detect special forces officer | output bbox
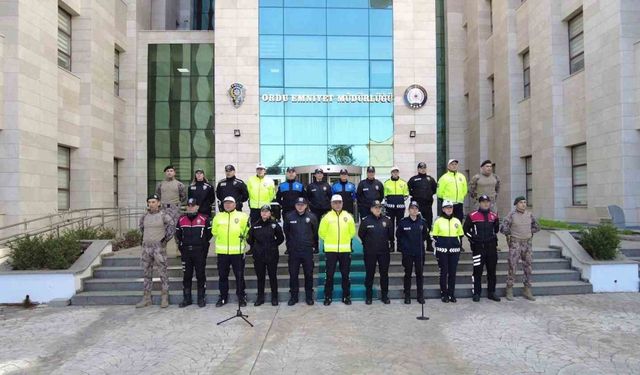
[215,164,249,213]
[175,198,212,308]
[283,197,318,306]
[211,196,250,307]
[155,165,187,224]
[319,194,356,306]
[305,168,332,220]
[136,194,175,308]
[358,200,394,304]
[356,166,384,221]
[247,163,276,225]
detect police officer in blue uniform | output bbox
[331,169,357,216]
[276,167,305,219]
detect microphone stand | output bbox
[217,233,253,327]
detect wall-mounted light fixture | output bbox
[234,129,241,137]
[409,131,416,138]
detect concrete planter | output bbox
[0,240,112,304]
[550,231,639,292]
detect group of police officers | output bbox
[136,158,540,308]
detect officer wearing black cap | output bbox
[276,167,305,219]
[175,198,212,307]
[247,204,285,306]
[396,200,430,304]
[358,200,394,304]
[408,162,438,225]
[305,168,332,220]
[283,197,318,306]
[330,169,357,216]
[215,164,249,213]
[463,194,501,302]
[188,169,215,217]
[356,166,384,222]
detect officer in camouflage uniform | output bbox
[500,196,541,301]
[155,165,187,225]
[136,194,176,308]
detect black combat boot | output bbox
[179,288,192,308]
[197,288,206,307]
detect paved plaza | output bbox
[1,293,639,374]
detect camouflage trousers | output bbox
[163,204,181,226]
[506,238,533,288]
[141,242,169,293]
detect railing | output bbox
[0,207,147,246]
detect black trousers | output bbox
[324,252,351,299]
[181,245,207,291]
[254,256,279,298]
[436,250,460,297]
[358,205,371,222]
[471,242,498,296]
[364,251,390,298]
[402,253,424,298]
[249,209,261,225]
[452,203,464,222]
[415,199,433,225]
[311,208,329,221]
[386,208,405,239]
[288,250,314,297]
[217,254,245,299]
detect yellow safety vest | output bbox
[383,178,409,197]
[211,210,249,254]
[247,175,276,209]
[436,171,468,203]
[430,216,464,237]
[318,210,356,253]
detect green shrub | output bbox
[538,218,584,230]
[112,229,143,251]
[579,224,620,260]
[63,226,117,241]
[9,234,83,270]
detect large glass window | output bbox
[192,0,214,30]
[259,1,393,171]
[148,44,214,194]
[58,8,72,70]
[58,146,71,210]
[571,143,587,206]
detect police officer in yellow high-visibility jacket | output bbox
[318,194,356,306]
[211,196,249,307]
[383,166,409,247]
[247,163,276,225]
[436,159,468,222]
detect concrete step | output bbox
[92,258,573,279]
[70,280,593,305]
[82,269,581,292]
[100,248,562,267]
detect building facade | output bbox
[0,0,638,230]
[446,0,640,226]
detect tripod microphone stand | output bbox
[217,234,253,327]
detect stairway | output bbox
[72,244,593,305]
[316,239,367,301]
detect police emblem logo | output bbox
[343,217,348,222]
[323,187,327,191]
[271,223,276,229]
[233,181,237,185]
[203,185,208,189]
[375,186,379,190]
[305,217,310,223]
[454,223,459,228]
[382,221,387,227]
[234,218,239,224]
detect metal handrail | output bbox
[0,207,147,246]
